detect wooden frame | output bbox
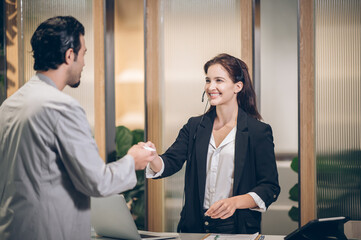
[240,0,253,77]
[145,0,165,232]
[5,0,18,97]
[93,0,106,161]
[298,0,316,227]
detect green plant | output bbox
[288,156,299,222]
[114,126,145,230]
[316,150,361,219]
[288,151,361,222]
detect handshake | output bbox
[127,141,161,171]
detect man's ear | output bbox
[64,48,74,65]
[235,81,243,93]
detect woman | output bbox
[145,53,280,234]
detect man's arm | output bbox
[53,103,154,197]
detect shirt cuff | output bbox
[145,157,165,178]
[248,192,267,212]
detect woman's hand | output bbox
[205,194,257,219]
[137,141,162,173]
[205,197,238,219]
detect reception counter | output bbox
[91,228,285,240]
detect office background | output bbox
[1,0,360,239]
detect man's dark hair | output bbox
[30,16,85,71]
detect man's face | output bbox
[67,35,86,88]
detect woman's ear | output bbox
[64,48,74,65]
[235,81,243,94]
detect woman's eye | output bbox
[205,79,210,83]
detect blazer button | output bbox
[204,221,209,226]
[273,194,277,198]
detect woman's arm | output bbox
[205,194,257,219]
[146,117,198,178]
[250,123,280,207]
[149,156,163,173]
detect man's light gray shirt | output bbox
[0,74,137,240]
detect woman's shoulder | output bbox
[246,115,273,134]
[186,114,204,126]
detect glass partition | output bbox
[158,0,242,232]
[260,0,298,234]
[19,0,94,130]
[315,0,361,220]
[114,0,144,130]
[113,0,146,230]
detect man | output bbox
[0,16,154,240]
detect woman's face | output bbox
[205,64,243,107]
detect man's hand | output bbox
[127,142,157,170]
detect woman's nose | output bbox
[208,81,216,90]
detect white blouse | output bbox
[203,127,237,208]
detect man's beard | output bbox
[69,80,81,88]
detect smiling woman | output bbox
[146,53,280,234]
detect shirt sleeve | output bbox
[53,102,137,197]
[248,192,267,212]
[146,157,165,178]
[250,123,280,208]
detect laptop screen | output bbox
[91,194,141,240]
[91,194,178,240]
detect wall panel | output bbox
[315,0,361,220]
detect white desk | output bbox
[91,228,285,240]
[178,233,285,240]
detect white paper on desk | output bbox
[203,232,259,240]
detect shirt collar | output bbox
[210,126,237,149]
[36,73,58,89]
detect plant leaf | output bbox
[115,126,133,158]
[135,170,145,186]
[132,129,144,145]
[288,206,299,222]
[289,183,299,201]
[290,156,299,173]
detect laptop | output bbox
[91,194,179,240]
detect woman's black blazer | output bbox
[157,107,280,234]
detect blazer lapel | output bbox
[195,110,215,209]
[233,108,249,196]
